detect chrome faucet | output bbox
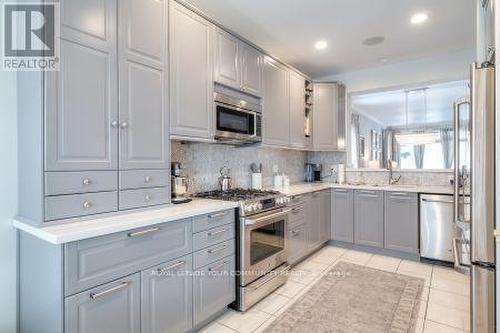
[387,159,402,185]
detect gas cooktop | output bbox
[194,188,290,215]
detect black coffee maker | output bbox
[304,163,322,182]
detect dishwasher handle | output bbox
[421,198,455,204]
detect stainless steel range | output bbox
[194,189,291,311]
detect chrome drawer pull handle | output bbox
[208,228,227,237]
[291,207,300,213]
[144,176,152,183]
[110,120,119,128]
[82,178,91,186]
[128,226,160,237]
[208,261,227,272]
[90,282,129,300]
[292,195,302,200]
[208,245,227,254]
[208,212,227,219]
[290,230,299,236]
[145,195,152,202]
[155,261,185,274]
[120,121,129,129]
[82,201,92,209]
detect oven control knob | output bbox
[256,203,263,210]
[245,205,253,212]
[252,203,260,211]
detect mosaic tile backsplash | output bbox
[171,141,451,193]
[171,141,309,193]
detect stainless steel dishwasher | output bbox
[420,194,463,262]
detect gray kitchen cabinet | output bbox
[384,191,419,253]
[354,190,384,248]
[118,0,170,170]
[240,42,263,97]
[169,1,214,140]
[193,256,236,328]
[45,0,118,171]
[319,190,332,243]
[214,28,240,90]
[312,83,346,151]
[306,192,321,250]
[312,83,337,151]
[65,273,141,333]
[331,189,354,243]
[287,223,308,265]
[289,70,308,148]
[263,58,290,146]
[141,255,193,333]
[214,28,263,97]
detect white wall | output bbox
[318,48,475,94]
[0,70,18,333]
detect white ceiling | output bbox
[351,80,469,127]
[185,0,475,78]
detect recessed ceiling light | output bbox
[362,36,385,46]
[411,12,428,24]
[314,40,328,50]
[379,57,389,63]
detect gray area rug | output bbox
[264,261,424,333]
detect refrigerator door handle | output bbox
[453,99,470,224]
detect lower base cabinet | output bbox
[354,190,384,248]
[65,273,141,333]
[194,256,236,327]
[287,223,308,265]
[141,255,193,333]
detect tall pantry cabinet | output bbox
[18,0,170,225]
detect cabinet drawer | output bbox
[65,273,141,333]
[119,170,169,190]
[289,203,306,228]
[45,171,117,195]
[193,209,235,233]
[64,218,192,295]
[45,191,118,221]
[119,187,169,210]
[193,256,236,327]
[289,193,306,206]
[193,224,235,251]
[194,239,235,269]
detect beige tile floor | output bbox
[200,245,471,333]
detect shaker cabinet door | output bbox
[306,192,321,250]
[141,256,193,333]
[118,0,169,170]
[240,43,263,97]
[312,83,337,151]
[65,273,140,333]
[214,28,240,90]
[289,71,307,148]
[319,190,332,243]
[169,1,214,140]
[45,0,118,171]
[263,58,290,146]
[331,189,354,243]
[384,192,419,253]
[354,190,384,248]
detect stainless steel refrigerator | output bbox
[454,62,496,332]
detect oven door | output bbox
[241,208,289,286]
[215,103,261,142]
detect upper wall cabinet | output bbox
[312,83,346,151]
[170,1,214,140]
[214,28,263,97]
[289,70,309,149]
[263,58,290,146]
[45,0,118,171]
[119,0,169,170]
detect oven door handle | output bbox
[245,209,291,227]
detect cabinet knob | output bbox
[82,178,91,186]
[120,121,129,129]
[145,195,152,202]
[144,176,152,183]
[83,201,92,209]
[110,120,119,128]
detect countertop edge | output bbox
[13,200,239,245]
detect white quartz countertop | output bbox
[13,199,239,245]
[281,182,454,196]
